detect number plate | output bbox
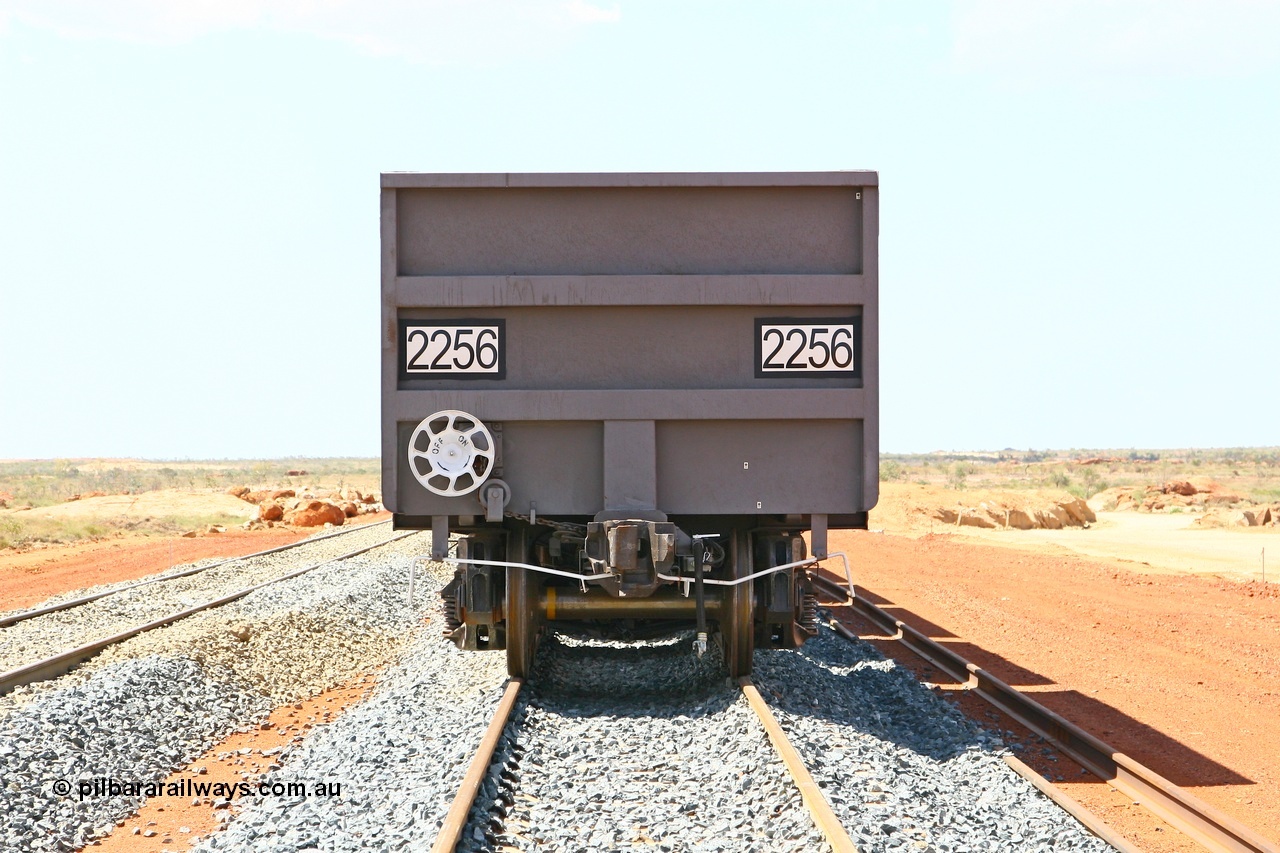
[755,317,861,378]
[399,319,505,380]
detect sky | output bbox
[0,0,1277,458]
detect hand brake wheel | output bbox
[407,410,495,497]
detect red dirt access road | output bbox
[830,529,1280,851]
[0,514,390,615]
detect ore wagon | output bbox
[380,172,878,676]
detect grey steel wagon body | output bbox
[380,171,878,676]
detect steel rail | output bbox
[430,679,523,853]
[737,676,859,853]
[432,677,853,852]
[0,519,393,629]
[0,531,416,696]
[812,573,1279,853]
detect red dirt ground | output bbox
[0,513,390,615]
[91,673,382,851]
[827,528,1280,852]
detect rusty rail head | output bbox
[816,573,1279,853]
[737,676,860,853]
[431,678,523,853]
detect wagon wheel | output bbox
[722,529,755,677]
[506,525,542,678]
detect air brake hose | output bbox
[694,543,708,657]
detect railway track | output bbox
[430,628,1115,853]
[2,524,438,853]
[437,637,839,850]
[431,673,858,853]
[14,523,1263,853]
[810,572,1279,853]
[423,567,1277,853]
[0,521,409,696]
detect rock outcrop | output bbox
[1090,480,1246,514]
[1196,504,1280,528]
[930,496,1095,530]
[244,489,296,505]
[258,501,285,522]
[285,500,345,528]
